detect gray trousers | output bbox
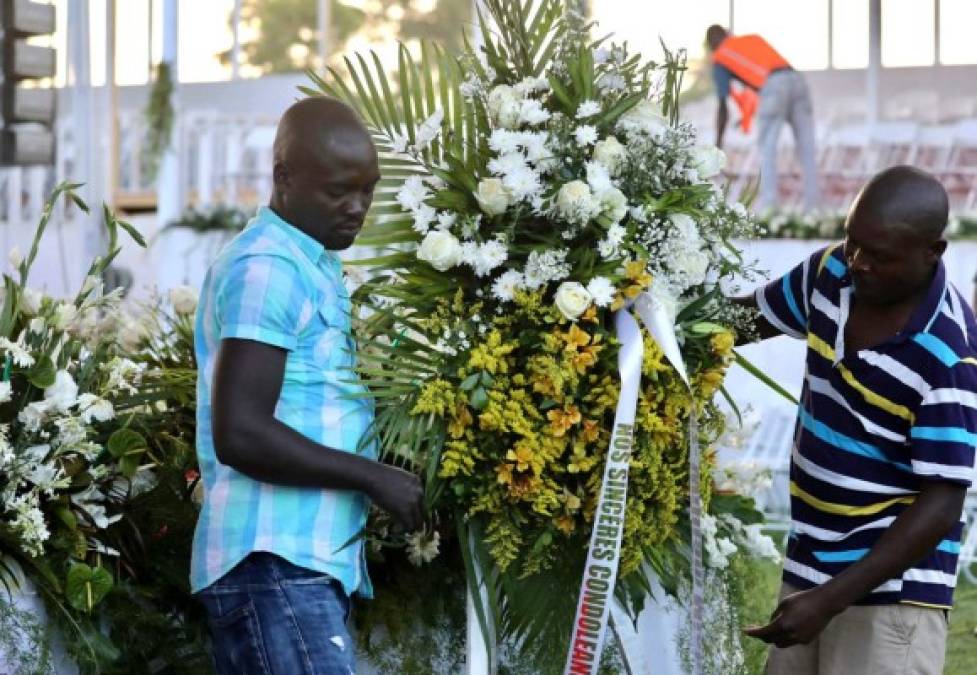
[757,70,820,212]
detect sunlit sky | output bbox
[43,0,977,87]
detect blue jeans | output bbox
[196,552,356,675]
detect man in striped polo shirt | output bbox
[740,166,977,674]
[192,98,423,673]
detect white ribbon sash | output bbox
[563,292,704,675]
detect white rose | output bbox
[617,100,668,138]
[20,288,42,316]
[592,136,627,176]
[417,231,463,272]
[555,180,598,223]
[169,285,199,315]
[475,178,512,216]
[598,187,628,224]
[53,303,78,330]
[689,144,726,179]
[44,370,78,413]
[554,281,593,321]
[487,85,522,129]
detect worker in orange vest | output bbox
[706,24,820,213]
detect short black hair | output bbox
[849,165,949,242]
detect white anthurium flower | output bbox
[554,281,593,321]
[44,370,79,413]
[168,285,199,315]
[475,178,512,216]
[417,231,464,272]
[689,144,726,179]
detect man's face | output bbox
[843,210,941,306]
[279,135,380,250]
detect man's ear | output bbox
[929,238,948,261]
[273,160,289,190]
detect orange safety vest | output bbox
[712,35,790,132]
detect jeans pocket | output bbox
[208,598,272,675]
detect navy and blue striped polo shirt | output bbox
[757,243,977,608]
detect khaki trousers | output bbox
[765,584,948,675]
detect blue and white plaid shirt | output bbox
[191,206,375,597]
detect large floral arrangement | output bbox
[310,0,775,668]
[0,185,209,674]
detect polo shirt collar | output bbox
[258,206,331,266]
[836,256,947,343]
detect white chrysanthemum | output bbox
[606,224,627,246]
[472,240,508,277]
[411,204,438,234]
[436,211,457,231]
[488,129,522,155]
[629,205,648,223]
[492,270,524,302]
[396,175,429,211]
[502,165,543,201]
[514,76,550,96]
[574,125,598,146]
[598,74,626,92]
[575,100,601,119]
[519,99,551,126]
[459,74,482,100]
[0,337,37,367]
[586,277,616,307]
[585,161,614,195]
[488,152,528,177]
[18,401,49,432]
[522,132,551,164]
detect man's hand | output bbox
[744,586,840,648]
[367,464,424,531]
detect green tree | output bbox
[227,0,473,75]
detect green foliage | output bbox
[227,0,473,74]
[143,63,175,183]
[164,204,251,234]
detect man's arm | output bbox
[716,98,729,150]
[745,480,966,647]
[212,337,424,530]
